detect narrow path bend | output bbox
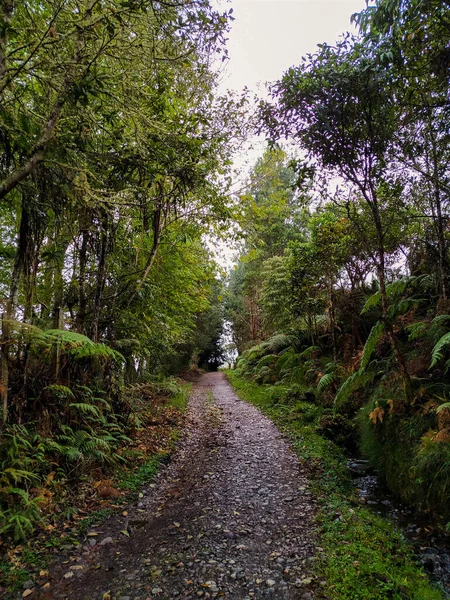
[43,373,317,600]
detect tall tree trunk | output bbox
[373,206,412,401]
[428,122,449,303]
[92,212,109,342]
[0,0,14,84]
[327,270,337,362]
[76,227,89,334]
[0,198,30,423]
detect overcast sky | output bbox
[211,0,367,176]
[209,0,368,268]
[216,0,367,95]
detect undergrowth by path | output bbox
[226,371,443,600]
[0,385,190,596]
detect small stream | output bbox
[348,459,450,597]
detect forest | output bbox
[231,0,450,519]
[1,0,450,598]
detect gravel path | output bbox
[38,373,317,600]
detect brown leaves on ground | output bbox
[93,480,122,499]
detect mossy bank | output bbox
[227,371,443,600]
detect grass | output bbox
[118,453,166,493]
[227,371,443,600]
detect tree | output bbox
[0,0,242,423]
[354,0,450,304]
[260,37,413,397]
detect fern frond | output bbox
[70,343,124,363]
[360,322,384,371]
[37,329,94,348]
[298,346,319,359]
[318,372,335,392]
[430,332,450,368]
[69,403,101,417]
[388,298,425,319]
[1,319,44,336]
[431,315,450,326]
[405,321,428,341]
[334,366,377,408]
[275,349,295,373]
[262,334,298,354]
[361,276,421,315]
[361,291,381,314]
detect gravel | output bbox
[35,373,317,600]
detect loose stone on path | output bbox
[36,373,317,599]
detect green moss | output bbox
[118,454,164,492]
[227,371,442,600]
[359,398,450,522]
[167,385,191,412]
[77,508,113,535]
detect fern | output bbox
[361,276,425,315]
[361,291,381,314]
[405,321,428,341]
[69,403,101,417]
[43,384,75,400]
[298,346,319,359]
[1,319,43,336]
[255,354,277,371]
[334,366,378,408]
[430,332,450,368]
[70,343,124,363]
[33,330,124,363]
[432,315,450,327]
[318,372,335,392]
[388,297,425,319]
[360,322,384,371]
[261,333,298,354]
[37,329,94,348]
[2,467,40,484]
[275,349,295,373]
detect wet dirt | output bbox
[35,373,317,600]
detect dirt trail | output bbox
[39,373,317,600]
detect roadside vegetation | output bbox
[0,0,231,567]
[1,0,449,598]
[227,0,450,526]
[227,372,443,600]
[0,382,189,595]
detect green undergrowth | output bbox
[0,385,190,597]
[227,371,443,600]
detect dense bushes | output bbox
[0,367,186,542]
[233,305,450,523]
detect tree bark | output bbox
[76,227,90,334]
[91,212,109,342]
[0,198,29,423]
[0,0,14,83]
[372,204,412,401]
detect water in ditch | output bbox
[348,458,450,597]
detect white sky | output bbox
[216,0,367,95]
[212,0,367,177]
[210,0,368,268]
